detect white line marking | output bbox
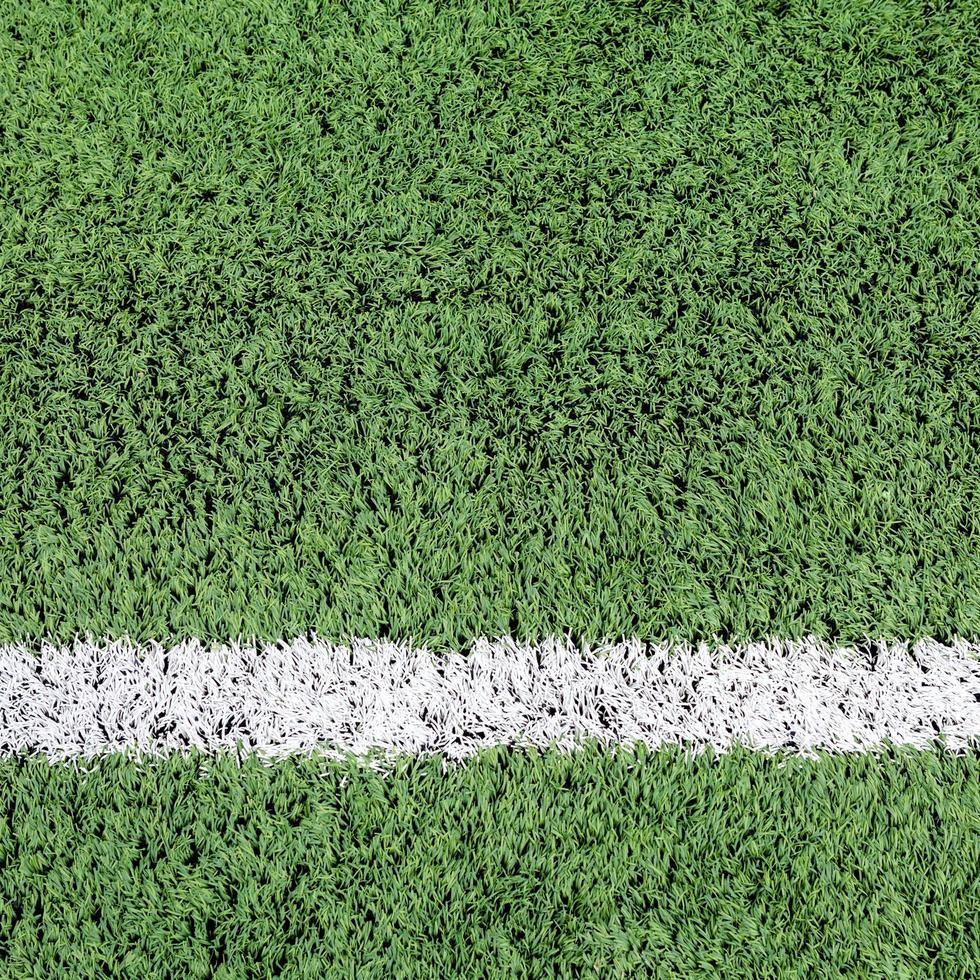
[1,637,978,760]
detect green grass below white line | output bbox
[1,748,978,978]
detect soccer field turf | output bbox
[2,0,980,975]
[3,0,980,645]
[2,749,979,978]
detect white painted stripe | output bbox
[1,637,979,761]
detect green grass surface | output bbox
[0,747,976,978]
[2,0,980,645]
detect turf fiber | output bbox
[2,0,980,646]
[2,748,979,979]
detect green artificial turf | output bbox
[0,747,976,978]
[2,0,980,646]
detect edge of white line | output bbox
[1,636,979,762]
